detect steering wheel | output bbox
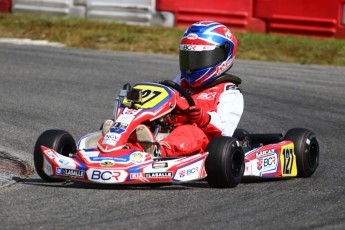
[159,80,195,107]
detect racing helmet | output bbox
[179,21,238,88]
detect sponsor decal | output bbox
[59,159,69,165]
[196,92,217,100]
[152,162,168,169]
[43,157,53,176]
[179,167,199,178]
[56,168,85,178]
[102,133,121,146]
[256,149,279,176]
[130,152,145,164]
[89,156,128,162]
[263,155,276,169]
[102,139,116,146]
[123,108,140,115]
[199,21,214,25]
[257,160,262,171]
[187,33,198,40]
[104,133,121,141]
[224,28,232,39]
[144,172,173,178]
[257,153,277,172]
[225,84,238,91]
[256,149,276,158]
[216,60,233,75]
[100,160,115,166]
[182,44,196,51]
[81,150,99,157]
[130,173,144,179]
[116,114,134,124]
[174,160,204,181]
[180,44,215,51]
[44,150,55,159]
[87,169,128,183]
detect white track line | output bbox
[0,38,65,47]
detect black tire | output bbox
[33,129,77,182]
[284,128,319,177]
[205,136,245,188]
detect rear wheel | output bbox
[284,128,319,177]
[205,136,244,188]
[33,129,77,182]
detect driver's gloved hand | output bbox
[186,105,210,127]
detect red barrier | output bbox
[254,0,345,39]
[0,0,11,13]
[157,0,345,39]
[156,0,266,32]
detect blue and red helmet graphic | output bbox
[179,21,238,88]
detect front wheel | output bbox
[284,128,319,177]
[33,129,77,182]
[205,136,244,188]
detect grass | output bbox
[1,13,345,66]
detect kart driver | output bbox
[137,21,244,157]
[103,21,244,157]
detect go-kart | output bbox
[33,80,319,188]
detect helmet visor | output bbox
[179,45,228,72]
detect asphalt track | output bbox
[0,43,344,229]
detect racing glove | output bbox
[186,105,210,127]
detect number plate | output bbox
[122,84,171,109]
[280,143,297,177]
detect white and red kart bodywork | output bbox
[40,82,209,184]
[244,141,297,178]
[41,146,208,184]
[40,141,297,184]
[37,82,317,186]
